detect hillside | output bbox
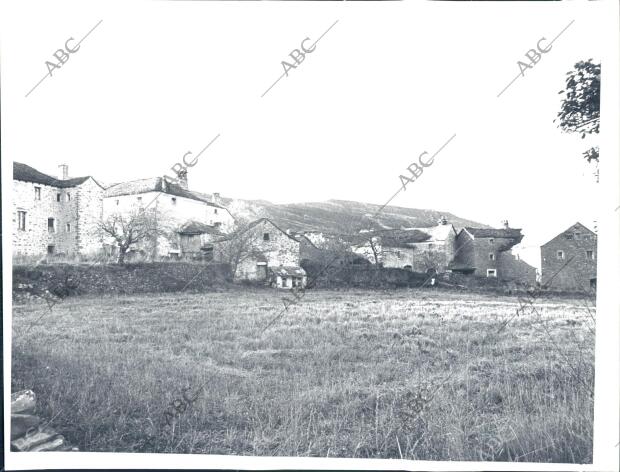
[196,194,489,233]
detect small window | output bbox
[586,250,594,260]
[214,209,218,214]
[489,253,495,261]
[48,218,55,233]
[263,233,270,241]
[171,197,177,205]
[137,196,143,204]
[486,269,497,278]
[489,238,494,244]
[556,250,564,260]
[66,193,71,202]
[47,245,55,254]
[34,187,41,200]
[575,233,581,240]
[396,250,402,257]
[582,234,590,240]
[565,233,574,240]
[116,199,120,206]
[17,211,27,231]
[56,193,61,202]
[66,223,71,232]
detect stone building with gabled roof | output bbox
[103,175,235,258]
[450,220,536,284]
[211,218,306,288]
[540,222,597,291]
[12,162,105,256]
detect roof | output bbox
[541,222,597,247]
[463,227,524,240]
[13,162,93,188]
[342,228,431,247]
[269,266,307,277]
[104,177,225,208]
[178,220,225,236]
[401,224,456,242]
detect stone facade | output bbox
[451,225,535,284]
[540,222,597,291]
[382,224,457,272]
[214,218,302,282]
[103,178,235,258]
[12,163,104,257]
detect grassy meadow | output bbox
[11,288,595,462]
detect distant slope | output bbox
[196,194,489,233]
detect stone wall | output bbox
[541,229,597,291]
[75,178,104,255]
[13,262,233,299]
[13,180,79,256]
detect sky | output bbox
[0,0,612,269]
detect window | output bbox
[263,233,270,241]
[66,193,71,202]
[575,232,581,240]
[137,196,143,204]
[556,250,564,260]
[171,197,177,205]
[489,253,495,261]
[34,187,41,200]
[17,211,26,231]
[66,223,71,232]
[565,233,573,240]
[586,250,594,260]
[56,193,61,202]
[214,209,218,214]
[487,269,497,277]
[489,238,494,244]
[116,199,120,206]
[48,218,56,233]
[396,250,402,257]
[47,245,55,254]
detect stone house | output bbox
[12,162,104,257]
[540,222,597,291]
[178,220,226,259]
[103,175,234,258]
[381,219,457,273]
[212,218,306,288]
[449,221,536,284]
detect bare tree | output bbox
[98,208,165,264]
[214,220,267,278]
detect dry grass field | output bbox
[11,288,595,462]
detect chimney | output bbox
[177,168,188,189]
[501,219,509,229]
[212,192,220,204]
[58,164,69,180]
[438,215,448,225]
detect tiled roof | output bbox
[104,177,224,208]
[464,227,523,240]
[342,229,431,246]
[178,220,225,236]
[13,162,91,188]
[269,266,307,277]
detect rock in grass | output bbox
[11,427,60,451]
[11,390,36,415]
[11,414,41,439]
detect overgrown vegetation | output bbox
[12,289,594,462]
